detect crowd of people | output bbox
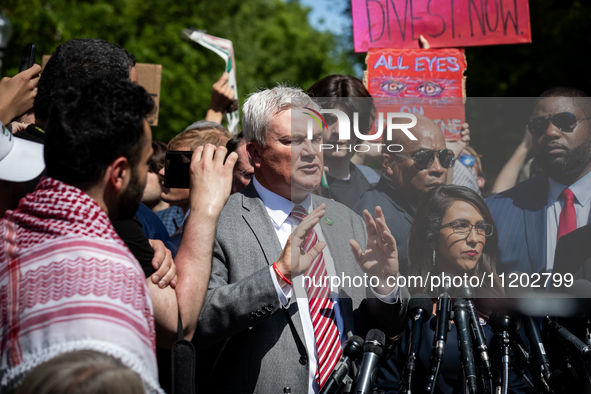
[1,37,591,394]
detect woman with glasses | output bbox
[375,185,530,394]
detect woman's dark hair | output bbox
[45,77,155,190]
[306,75,376,134]
[408,185,504,319]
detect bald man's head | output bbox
[381,114,449,202]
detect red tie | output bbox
[291,205,342,388]
[557,188,577,241]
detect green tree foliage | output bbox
[1,0,353,141]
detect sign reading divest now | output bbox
[352,0,532,52]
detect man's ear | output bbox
[246,141,262,169]
[107,157,131,192]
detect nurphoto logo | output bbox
[303,107,418,153]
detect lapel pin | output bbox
[325,217,334,226]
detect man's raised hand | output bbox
[349,206,399,294]
[275,204,327,284]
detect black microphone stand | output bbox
[425,280,452,394]
[456,286,493,394]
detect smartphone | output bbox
[164,151,192,189]
[18,43,36,73]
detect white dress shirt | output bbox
[546,170,591,271]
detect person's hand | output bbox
[419,35,430,49]
[188,144,237,218]
[446,122,470,159]
[522,127,533,151]
[7,121,29,134]
[0,65,41,126]
[148,239,177,288]
[349,206,399,294]
[205,72,236,124]
[275,204,327,283]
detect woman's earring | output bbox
[432,250,436,266]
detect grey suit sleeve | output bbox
[194,237,284,348]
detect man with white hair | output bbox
[194,85,409,393]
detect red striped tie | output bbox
[291,205,342,387]
[557,188,577,241]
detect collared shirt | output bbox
[253,176,344,394]
[546,170,591,271]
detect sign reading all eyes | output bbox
[366,48,467,140]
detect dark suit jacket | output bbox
[194,182,409,394]
[553,222,591,280]
[486,175,549,275]
[353,178,415,275]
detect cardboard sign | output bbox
[352,0,532,52]
[367,48,466,139]
[41,56,162,126]
[135,63,162,126]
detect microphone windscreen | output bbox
[343,335,365,360]
[408,293,433,319]
[363,329,385,356]
[452,297,468,310]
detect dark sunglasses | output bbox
[527,112,591,137]
[393,148,455,170]
[459,154,475,167]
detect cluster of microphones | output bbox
[319,276,591,394]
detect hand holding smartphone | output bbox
[19,43,36,72]
[164,151,193,189]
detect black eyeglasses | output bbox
[527,112,591,138]
[392,149,455,170]
[439,219,494,237]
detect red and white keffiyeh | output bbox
[0,177,161,393]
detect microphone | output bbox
[456,284,493,383]
[491,311,534,394]
[319,335,364,394]
[523,316,551,389]
[453,298,478,394]
[352,329,385,394]
[505,282,551,392]
[399,294,432,394]
[425,274,452,394]
[563,279,591,346]
[542,316,591,363]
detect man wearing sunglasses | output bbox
[354,114,453,274]
[487,87,591,276]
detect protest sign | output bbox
[352,0,531,52]
[366,48,466,139]
[135,63,162,126]
[183,29,239,134]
